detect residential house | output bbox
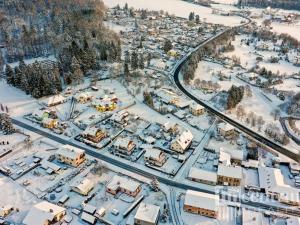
[75,92,93,103]
[258,167,300,206]
[217,122,235,138]
[171,130,193,153]
[82,127,107,143]
[217,165,243,186]
[42,118,59,129]
[106,175,141,197]
[189,102,205,116]
[113,138,136,155]
[144,148,167,167]
[42,94,66,107]
[134,203,160,225]
[71,178,94,196]
[184,190,219,218]
[56,145,85,167]
[23,201,66,225]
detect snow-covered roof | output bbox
[114,137,133,149]
[188,167,217,183]
[190,102,204,111]
[219,150,231,166]
[83,204,96,214]
[56,145,84,160]
[40,159,61,172]
[258,166,300,202]
[82,127,100,136]
[258,167,285,189]
[71,178,94,194]
[107,175,140,193]
[144,148,163,161]
[81,212,96,224]
[219,147,243,161]
[162,121,177,131]
[134,202,160,224]
[218,122,235,132]
[42,94,66,106]
[173,130,193,150]
[217,165,243,179]
[184,190,219,212]
[23,201,65,225]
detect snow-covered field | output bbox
[103,0,243,26]
[0,81,38,116]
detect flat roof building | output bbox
[187,167,217,186]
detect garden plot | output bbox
[18,160,76,196]
[1,140,55,180]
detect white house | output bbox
[134,203,160,225]
[71,178,94,196]
[144,148,167,167]
[171,130,193,153]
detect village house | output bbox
[217,165,243,186]
[134,202,160,225]
[187,167,217,186]
[184,190,219,218]
[42,94,66,107]
[162,121,177,133]
[144,148,167,167]
[71,178,94,196]
[217,122,235,138]
[258,167,300,206]
[23,201,66,225]
[42,118,59,129]
[56,144,85,167]
[32,109,50,121]
[171,130,193,153]
[0,205,13,218]
[82,127,107,143]
[75,92,93,103]
[113,137,136,155]
[189,102,205,116]
[92,98,117,112]
[106,175,141,197]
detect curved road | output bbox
[172,26,300,163]
[9,15,300,219]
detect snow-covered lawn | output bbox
[103,0,243,26]
[0,176,39,224]
[0,81,38,116]
[273,78,300,93]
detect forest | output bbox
[0,0,121,98]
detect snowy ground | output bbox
[103,0,243,26]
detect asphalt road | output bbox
[171,31,300,163]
